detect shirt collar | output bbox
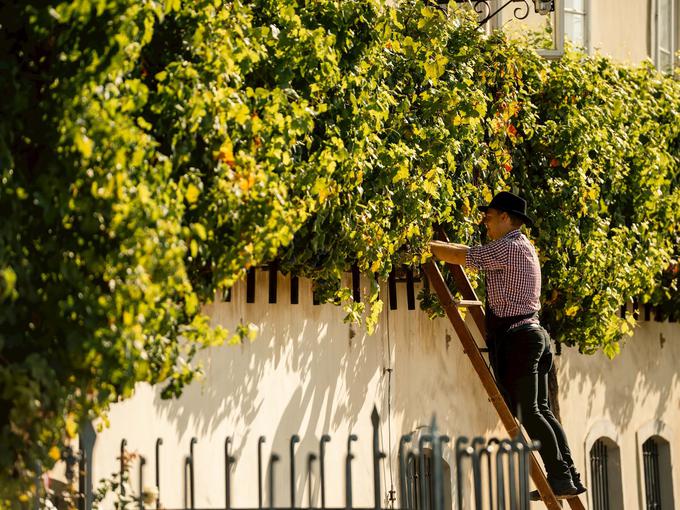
[502,229,522,240]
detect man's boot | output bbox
[529,475,579,501]
[570,466,588,495]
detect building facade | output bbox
[86,267,679,509]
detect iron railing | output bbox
[57,406,538,510]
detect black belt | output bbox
[506,322,543,335]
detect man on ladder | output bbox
[429,191,587,500]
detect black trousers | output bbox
[494,325,573,481]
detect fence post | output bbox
[319,435,331,510]
[471,437,486,510]
[435,434,450,510]
[225,436,235,510]
[455,437,468,510]
[495,441,509,510]
[398,435,412,509]
[486,438,499,510]
[371,407,386,510]
[184,457,190,510]
[521,439,540,510]
[418,434,433,510]
[345,434,358,510]
[431,417,443,510]
[406,451,416,508]
[138,456,146,510]
[120,439,127,496]
[155,438,163,510]
[188,438,197,510]
[307,453,316,509]
[500,440,517,510]
[258,436,266,510]
[269,453,280,510]
[511,439,527,510]
[290,435,300,509]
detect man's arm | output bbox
[428,240,470,266]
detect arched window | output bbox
[642,436,675,509]
[589,437,623,510]
[585,421,624,510]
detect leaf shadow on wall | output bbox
[557,320,680,438]
[150,270,379,506]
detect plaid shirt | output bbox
[465,229,541,330]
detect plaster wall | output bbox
[588,0,650,63]
[496,0,657,64]
[90,272,679,509]
[556,319,680,509]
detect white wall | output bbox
[88,271,679,509]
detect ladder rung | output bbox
[455,299,483,308]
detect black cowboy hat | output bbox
[479,191,534,227]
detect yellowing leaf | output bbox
[233,104,250,125]
[422,180,438,197]
[75,133,93,158]
[215,138,236,167]
[164,0,180,13]
[185,184,200,204]
[185,293,198,314]
[312,178,330,202]
[424,55,448,81]
[393,164,409,183]
[65,414,77,438]
[192,223,207,240]
[48,446,60,461]
[565,305,579,317]
[482,187,493,203]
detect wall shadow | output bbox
[557,321,679,433]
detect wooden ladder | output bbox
[422,258,586,510]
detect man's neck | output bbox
[491,227,520,241]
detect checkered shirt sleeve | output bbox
[466,238,509,271]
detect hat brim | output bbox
[478,205,534,227]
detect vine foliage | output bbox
[0,0,678,501]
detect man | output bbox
[429,191,587,500]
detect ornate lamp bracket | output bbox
[454,0,555,26]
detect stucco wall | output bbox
[557,319,680,509]
[588,0,650,62]
[495,0,655,64]
[88,271,679,509]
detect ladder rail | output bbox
[447,262,487,340]
[423,260,586,510]
[434,229,486,338]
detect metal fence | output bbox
[55,407,538,510]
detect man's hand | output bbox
[429,240,470,266]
